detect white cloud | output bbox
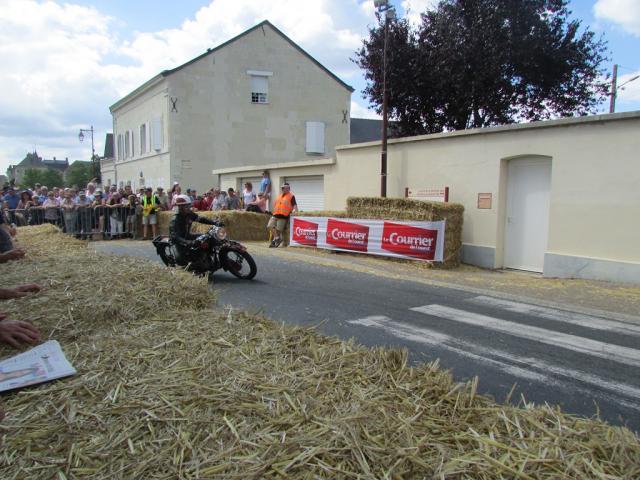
[617,71,640,101]
[401,0,438,27]
[351,100,381,119]
[0,0,382,174]
[594,0,640,36]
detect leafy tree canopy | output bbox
[21,168,64,190]
[355,0,610,136]
[65,161,93,189]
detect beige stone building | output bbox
[108,20,353,195]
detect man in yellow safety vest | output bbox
[141,187,159,240]
[267,182,297,248]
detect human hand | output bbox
[2,249,25,261]
[15,283,42,294]
[0,319,41,349]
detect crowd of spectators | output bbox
[0,170,274,240]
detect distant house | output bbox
[7,153,69,185]
[108,20,353,207]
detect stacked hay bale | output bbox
[346,196,464,268]
[0,225,638,478]
[156,210,270,241]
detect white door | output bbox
[285,176,324,212]
[504,158,551,272]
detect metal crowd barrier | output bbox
[5,206,140,240]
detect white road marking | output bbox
[410,304,640,368]
[347,315,640,410]
[347,316,547,381]
[468,295,640,336]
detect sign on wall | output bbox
[290,216,446,262]
[405,187,449,203]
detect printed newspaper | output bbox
[0,340,76,392]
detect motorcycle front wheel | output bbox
[158,244,177,267]
[221,249,257,280]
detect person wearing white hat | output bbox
[169,195,219,266]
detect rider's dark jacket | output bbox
[169,211,218,261]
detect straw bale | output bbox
[346,197,464,268]
[1,225,639,479]
[156,210,270,241]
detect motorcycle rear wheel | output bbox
[221,250,257,280]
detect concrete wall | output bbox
[168,23,351,193]
[329,112,640,283]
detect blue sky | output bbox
[0,0,638,175]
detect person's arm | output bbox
[195,215,220,226]
[0,318,41,348]
[291,195,298,213]
[0,284,40,300]
[0,248,25,263]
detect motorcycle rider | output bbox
[169,194,219,266]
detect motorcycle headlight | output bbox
[213,226,227,241]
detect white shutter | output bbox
[153,116,163,151]
[251,75,268,94]
[117,134,123,161]
[139,124,146,154]
[306,121,325,154]
[285,176,324,211]
[146,122,151,152]
[130,129,135,158]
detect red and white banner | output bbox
[290,217,446,262]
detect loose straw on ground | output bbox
[0,225,638,479]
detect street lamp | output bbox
[374,0,395,197]
[78,125,95,160]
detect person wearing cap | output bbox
[169,194,219,266]
[141,187,159,240]
[267,183,297,248]
[155,186,169,210]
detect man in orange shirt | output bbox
[267,183,297,248]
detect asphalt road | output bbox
[94,240,640,432]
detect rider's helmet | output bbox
[174,194,192,211]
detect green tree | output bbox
[21,168,64,189]
[65,161,92,188]
[21,169,43,189]
[355,0,610,136]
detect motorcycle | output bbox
[152,222,257,281]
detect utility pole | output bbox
[609,64,618,114]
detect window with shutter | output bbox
[306,122,325,154]
[124,131,130,159]
[140,124,146,155]
[250,75,268,103]
[153,117,163,151]
[117,134,124,161]
[130,130,135,158]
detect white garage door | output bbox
[285,175,324,212]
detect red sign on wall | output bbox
[291,218,319,247]
[381,221,439,260]
[326,219,369,252]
